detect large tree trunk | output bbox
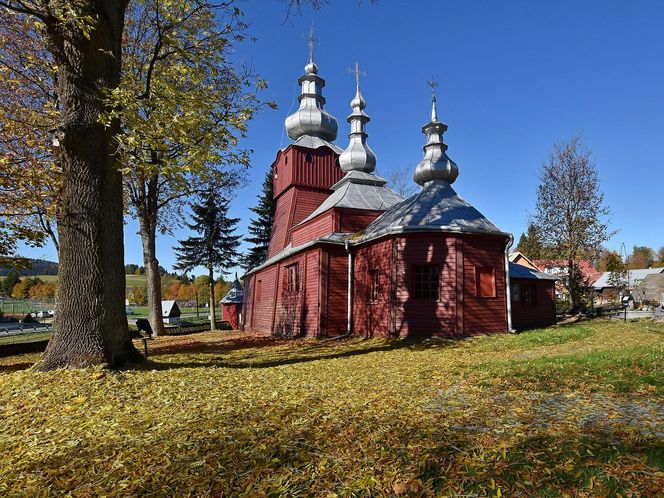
[36,0,142,370]
[209,267,217,332]
[139,217,166,337]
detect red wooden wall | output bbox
[510,278,556,329]
[352,233,509,338]
[267,145,343,258]
[462,236,508,334]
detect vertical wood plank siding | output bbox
[326,247,349,336]
[394,234,457,337]
[352,239,393,337]
[462,236,508,334]
[510,279,556,328]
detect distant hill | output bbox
[0,259,59,277]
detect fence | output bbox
[0,298,56,320]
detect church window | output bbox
[476,267,496,297]
[286,263,300,293]
[305,153,313,163]
[413,265,440,300]
[369,270,379,302]
[256,280,262,301]
[284,155,288,164]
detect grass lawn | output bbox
[0,320,662,496]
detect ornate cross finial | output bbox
[308,23,315,62]
[426,77,439,100]
[427,77,439,121]
[346,62,366,91]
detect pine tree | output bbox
[242,169,276,271]
[516,223,543,260]
[174,194,241,331]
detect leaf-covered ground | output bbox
[0,320,662,496]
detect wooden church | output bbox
[240,51,554,338]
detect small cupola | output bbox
[338,62,377,174]
[412,84,459,186]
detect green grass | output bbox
[0,320,662,496]
[0,331,51,346]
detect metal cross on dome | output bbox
[308,24,316,62]
[347,62,366,90]
[427,78,439,99]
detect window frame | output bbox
[412,264,440,301]
[285,263,300,294]
[475,267,496,298]
[256,279,262,301]
[369,269,379,303]
[522,283,536,305]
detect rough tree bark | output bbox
[35,0,142,369]
[136,174,166,337]
[208,267,217,332]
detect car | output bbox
[37,310,53,318]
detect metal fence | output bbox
[0,298,56,320]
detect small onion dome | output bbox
[413,95,459,186]
[284,57,338,142]
[338,85,376,173]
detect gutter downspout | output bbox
[345,240,354,336]
[504,234,515,333]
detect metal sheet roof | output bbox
[220,278,244,304]
[243,234,348,277]
[359,179,506,241]
[509,262,558,281]
[288,135,343,154]
[593,268,664,289]
[298,172,403,225]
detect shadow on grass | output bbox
[0,362,33,373]
[140,335,463,371]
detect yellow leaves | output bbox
[0,323,663,496]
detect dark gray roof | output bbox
[593,268,664,289]
[509,262,558,281]
[220,278,244,304]
[299,171,403,225]
[243,234,348,277]
[359,179,507,242]
[633,273,664,301]
[161,300,181,317]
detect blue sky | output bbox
[20,0,664,276]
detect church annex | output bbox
[241,51,551,338]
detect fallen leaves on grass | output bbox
[0,320,662,496]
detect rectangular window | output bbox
[256,280,262,301]
[286,264,299,293]
[510,283,520,302]
[476,267,496,298]
[369,270,379,302]
[522,284,536,305]
[413,265,440,300]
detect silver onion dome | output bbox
[284,51,338,142]
[338,64,377,173]
[412,93,459,186]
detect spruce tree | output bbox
[516,223,543,260]
[174,194,241,331]
[242,169,276,271]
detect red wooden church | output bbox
[240,53,554,338]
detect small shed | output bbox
[220,276,244,330]
[162,300,181,325]
[509,262,558,329]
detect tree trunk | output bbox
[567,258,576,313]
[138,214,166,337]
[209,267,217,332]
[35,1,142,370]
